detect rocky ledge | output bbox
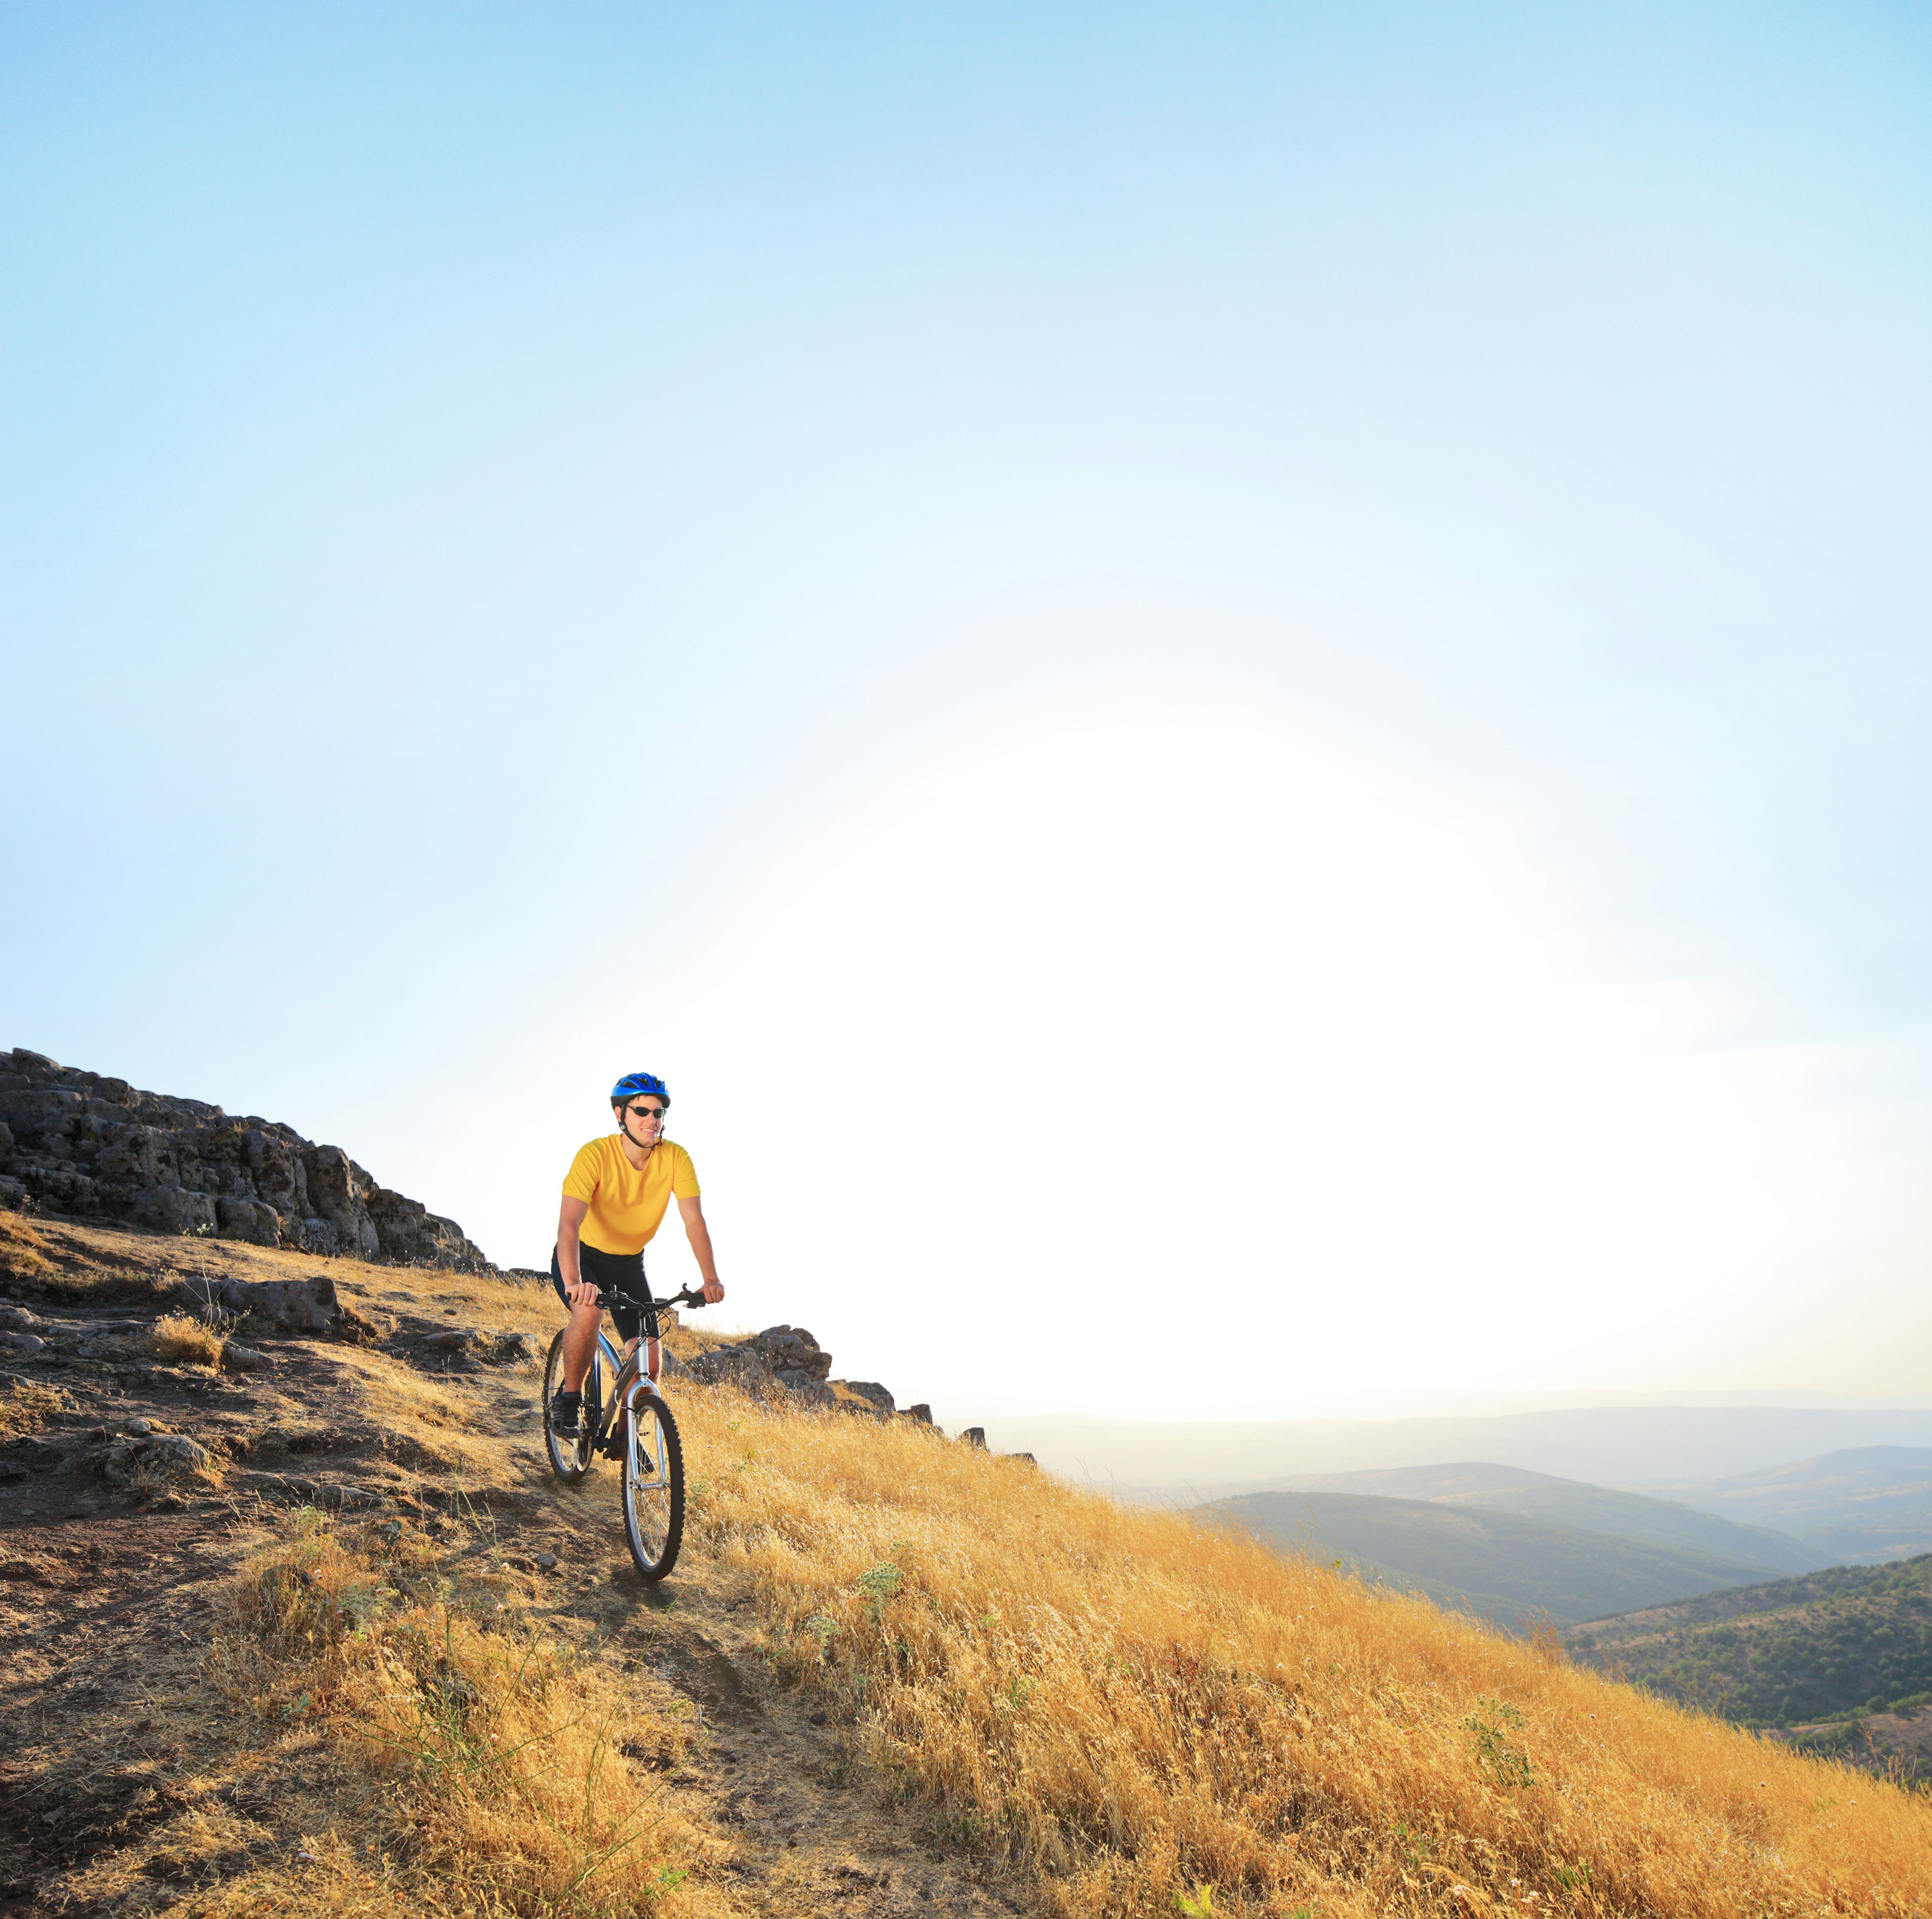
[0,1047,490,1270]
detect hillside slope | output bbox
[0,1212,1015,1919]
[1567,1555,1932,1732]
[1277,1461,1824,1575]
[1214,1487,1797,1626]
[5,1211,1932,1916]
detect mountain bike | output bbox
[541,1284,708,1582]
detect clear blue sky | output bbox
[6,5,1930,1420]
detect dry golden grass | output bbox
[0,1210,55,1283]
[324,1344,500,1479]
[673,1387,1932,1919]
[0,1376,64,1437]
[151,1309,227,1367]
[197,1510,722,1918]
[27,1215,1926,1915]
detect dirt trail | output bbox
[0,1219,1025,1917]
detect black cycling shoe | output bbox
[549,1389,586,1440]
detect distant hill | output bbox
[1642,1447,1932,1564]
[1211,1488,1797,1627]
[997,1404,1932,1497]
[1567,1554,1932,1733]
[1275,1461,1824,1577]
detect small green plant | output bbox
[1391,1818,1433,1866]
[1557,1861,1595,1893]
[857,1560,903,1619]
[1175,1883,1216,1916]
[1466,1697,1536,1789]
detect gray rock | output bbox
[20,1163,97,1214]
[905,1403,933,1424]
[211,1271,342,1334]
[0,1307,43,1331]
[232,1470,384,1510]
[214,1195,281,1247]
[962,1427,987,1449]
[784,1379,836,1409]
[221,1342,275,1374]
[840,1380,895,1413]
[685,1344,774,1390]
[5,1435,72,1475]
[745,1325,834,1381]
[102,1431,212,1486]
[4,1332,45,1355]
[313,1480,385,1511]
[130,1185,217,1236]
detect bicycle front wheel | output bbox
[622,1390,685,1582]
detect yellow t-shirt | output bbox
[561,1136,701,1256]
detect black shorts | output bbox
[551,1242,653,1343]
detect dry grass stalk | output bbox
[151,1310,228,1368]
[676,1386,1932,1918]
[207,1511,715,1917]
[0,1211,55,1283]
[0,1377,64,1438]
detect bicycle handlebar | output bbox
[595,1285,709,1315]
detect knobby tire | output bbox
[541,1327,601,1483]
[622,1391,685,1582]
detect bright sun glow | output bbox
[451,694,1932,1424]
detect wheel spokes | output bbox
[627,1403,673,1554]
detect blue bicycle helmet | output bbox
[611,1071,669,1108]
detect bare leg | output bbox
[559,1300,604,1392]
[616,1337,661,1381]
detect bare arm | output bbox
[556,1195,595,1306]
[678,1193,725,1303]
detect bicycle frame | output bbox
[589,1333,667,1455]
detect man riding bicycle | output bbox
[548,1071,726,1439]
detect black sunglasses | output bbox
[626,1103,666,1120]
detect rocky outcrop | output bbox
[750,1325,834,1392]
[204,1272,345,1335]
[0,1047,491,1270]
[680,1326,920,1420]
[685,1325,837,1405]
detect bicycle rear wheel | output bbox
[622,1390,685,1581]
[542,1328,602,1482]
